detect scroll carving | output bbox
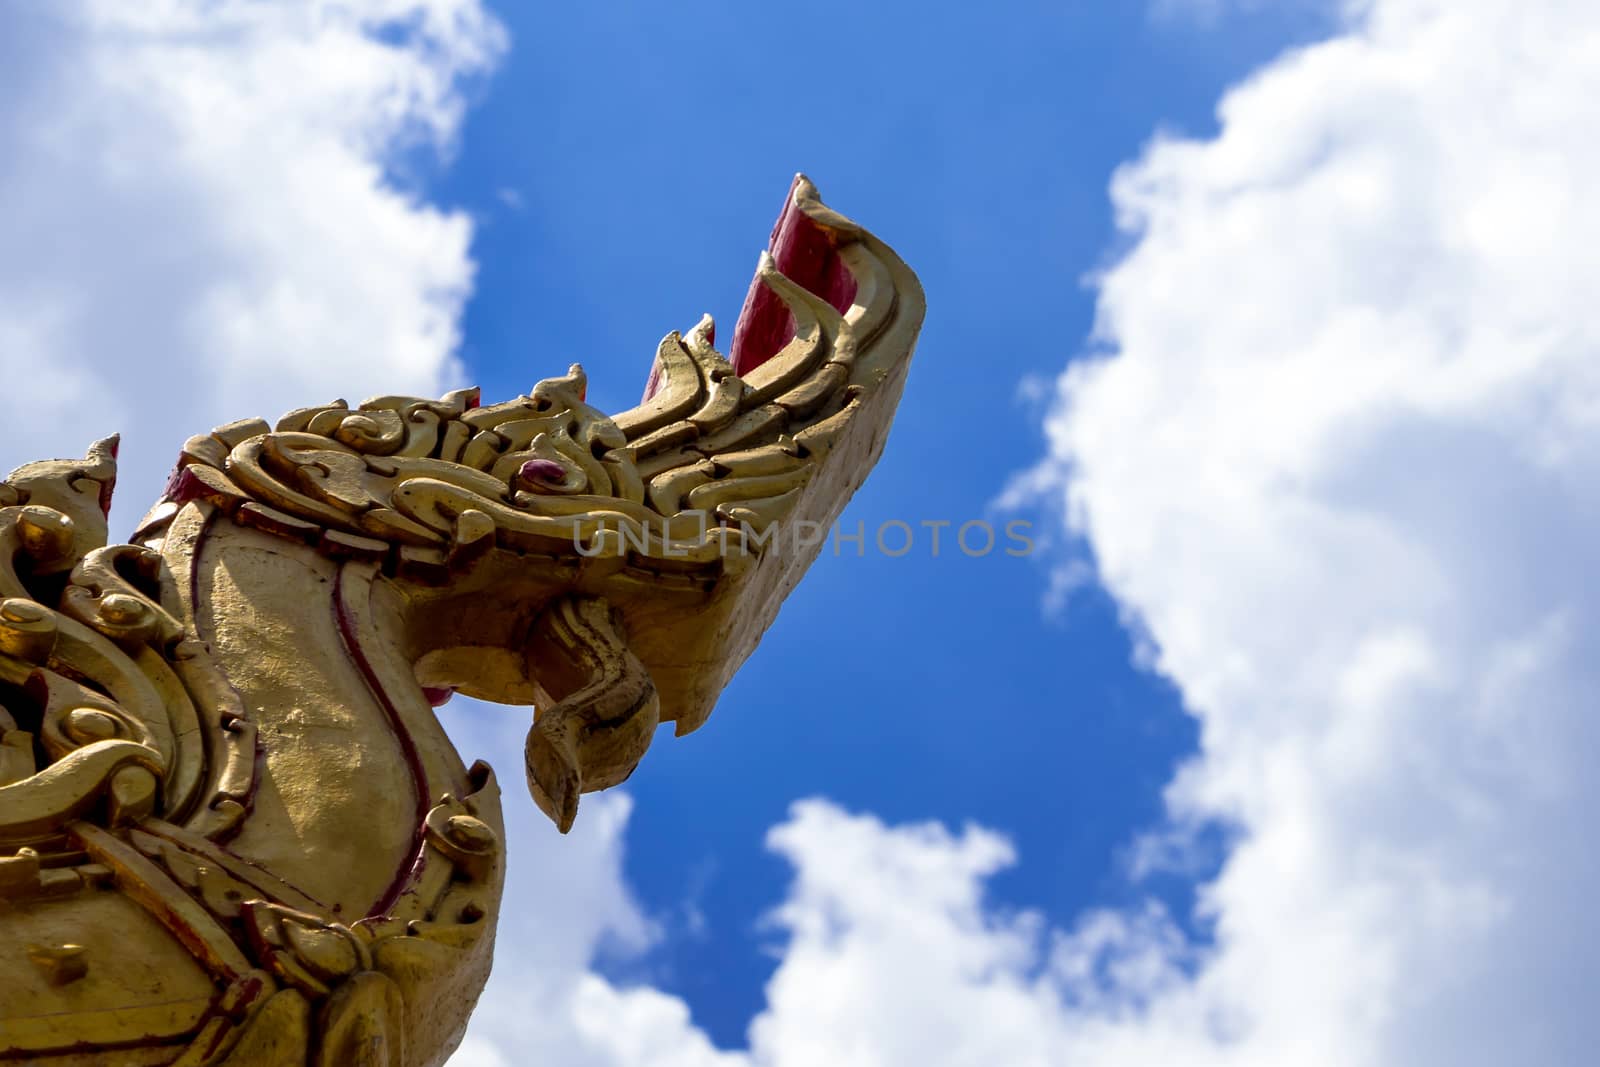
[0,176,923,1066]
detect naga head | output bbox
[133,175,924,830]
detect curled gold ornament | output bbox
[0,176,923,1067]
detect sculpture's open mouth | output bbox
[643,173,861,400]
[730,174,861,375]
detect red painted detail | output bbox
[642,320,718,402]
[641,358,665,403]
[94,434,120,517]
[729,278,791,377]
[331,567,431,920]
[464,387,481,411]
[729,176,859,376]
[181,972,267,1060]
[163,464,204,506]
[518,458,566,485]
[422,686,454,708]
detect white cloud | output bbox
[448,710,689,1067]
[1027,0,1600,1061]
[461,0,1600,1064]
[14,2,1590,1064]
[456,800,1189,1067]
[0,0,503,524]
[446,707,743,1067]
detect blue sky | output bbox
[5,2,1597,1065]
[422,2,1331,1045]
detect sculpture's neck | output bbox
[172,505,469,920]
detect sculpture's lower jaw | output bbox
[526,723,582,834]
[522,595,662,834]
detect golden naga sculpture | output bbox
[0,177,922,1066]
